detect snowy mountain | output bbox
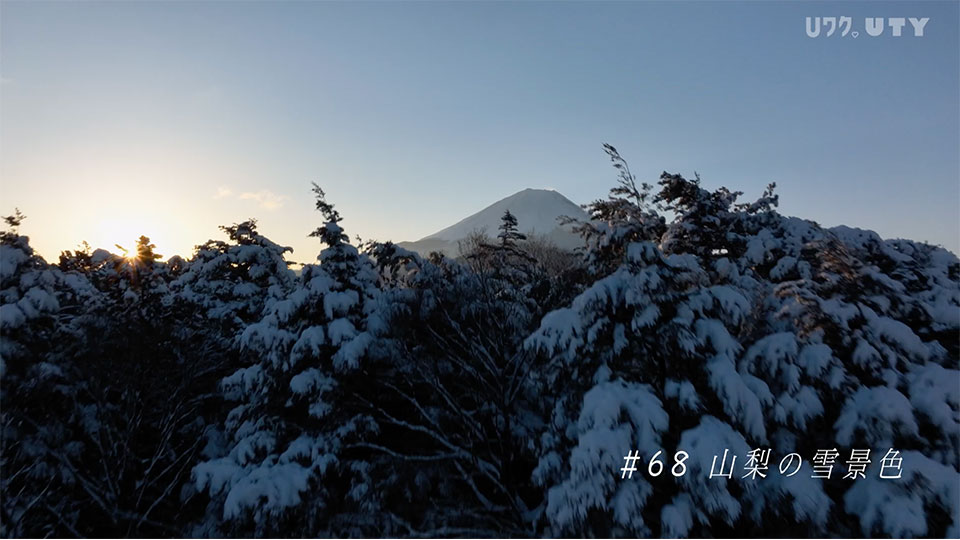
[398,188,589,256]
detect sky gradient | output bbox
[2,0,958,263]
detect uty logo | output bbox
[806,17,929,38]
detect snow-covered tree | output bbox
[344,241,546,536]
[0,211,104,536]
[562,144,667,276]
[42,235,212,536]
[174,219,295,334]
[528,147,960,537]
[193,185,385,536]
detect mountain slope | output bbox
[398,188,588,256]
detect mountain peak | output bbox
[423,188,586,242]
[397,188,588,256]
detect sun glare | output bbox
[94,215,170,260]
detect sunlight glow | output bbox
[94,215,169,260]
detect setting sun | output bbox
[93,214,170,260]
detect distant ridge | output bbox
[397,188,589,256]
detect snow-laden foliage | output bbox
[174,219,295,334]
[354,236,552,536]
[1,211,95,537]
[2,146,957,537]
[192,185,385,536]
[528,146,959,537]
[2,216,295,537]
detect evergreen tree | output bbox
[562,144,667,276]
[357,243,544,535]
[497,209,526,248]
[193,185,384,536]
[0,211,101,536]
[46,235,206,536]
[174,219,295,339]
[528,148,959,537]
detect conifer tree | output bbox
[528,147,960,537]
[193,185,384,536]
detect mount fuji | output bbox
[397,188,590,256]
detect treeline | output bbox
[1,146,958,538]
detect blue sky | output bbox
[2,0,957,262]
